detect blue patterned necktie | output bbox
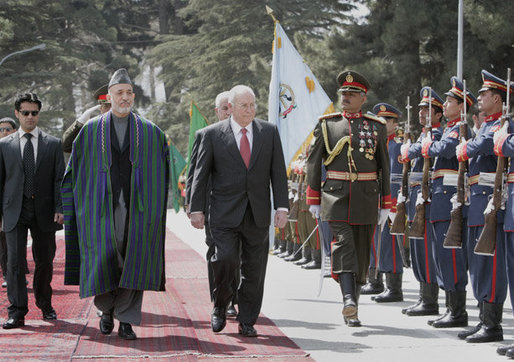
[23,133,35,198]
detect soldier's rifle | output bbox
[410,89,432,238]
[475,68,511,256]
[391,96,412,235]
[444,80,470,248]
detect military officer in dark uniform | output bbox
[306,70,392,327]
[420,77,474,328]
[456,70,508,343]
[369,103,405,303]
[400,87,444,316]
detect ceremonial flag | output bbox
[186,102,209,174]
[169,140,187,213]
[268,21,334,171]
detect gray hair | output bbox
[228,85,256,105]
[215,91,230,108]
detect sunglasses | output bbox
[19,110,39,116]
[0,128,13,132]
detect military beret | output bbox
[445,76,477,107]
[337,70,371,94]
[419,87,444,110]
[108,68,133,89]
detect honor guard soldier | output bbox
[295,154,322,269]
[306,70,392,327]
[491,70,514,357]
[400,87,444,316]
[456,70,509,343]
[420,77,474,328]
[368,103,405,303]
[62,84,111,153]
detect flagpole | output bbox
[265,5,279,23]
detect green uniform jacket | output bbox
[306,111,391,224]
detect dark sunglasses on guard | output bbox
[19,110,39,116]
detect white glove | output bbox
[450,193,462,211]
[415,191,426,206]
[77,104,101,124]
[378,208,389,227]
[309,205,321,219]
[388,211,396,223]
[400,139,411,160]
[493,121,509,145]
[397,192,406,204]
[484,196,495,215]
[455,137,467,159]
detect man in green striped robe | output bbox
[62,69,170,340]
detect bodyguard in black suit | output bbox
[190,85,289,337]
[0,93,65,329]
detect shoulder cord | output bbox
[321,119,356,174]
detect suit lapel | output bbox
[220,119,244,166]
[248,120,263,170]
[35,131,48,172]
[9,133,23,170]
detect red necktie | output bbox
[240,128,251,168]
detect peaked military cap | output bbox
[337,70,371,94]
[419,87,444,110]
[108,68,133,88]
[373,103,402,119]
[445,76,477,107]
[478,69,513,95]
[93,84,110,104]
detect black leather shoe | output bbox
[302,260,321,269]
[238,323,257,337]
[284,253,301,262]
[100,313,114,334]
[293,257,311,266]
[465,325,503,343]
[506,347,514,358]
[211,307,226,332]
[226,304,237,317]
[458,323,482,340]
[497,344,514,356]
[1,280,6,288]
[2,317,25,329]
[42,308,57,320]
[118,322,137,340]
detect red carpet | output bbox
[0,228,311,360]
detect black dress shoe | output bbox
[293,257,311,266]
[226,304,237,317]
[302,260,321,269]
[211,307,226,332]
[497,344,514,356]
[100,313,114,334]
[118,322,137,340]
[42,308,57,320]
[3,317,24,329]
[238,323,257,337]
[458,322,482,340]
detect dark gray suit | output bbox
[0,129,64,319]
[190,118,288,325]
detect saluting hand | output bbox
[274,210,288,229]
[190,212,205,229]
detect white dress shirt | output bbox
[18,127,39,162]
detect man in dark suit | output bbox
[186,91,240,317]
[190,85,289,337]
[0,93,65,329]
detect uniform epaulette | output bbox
[318,112,342,122]
[364,113,386,125]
